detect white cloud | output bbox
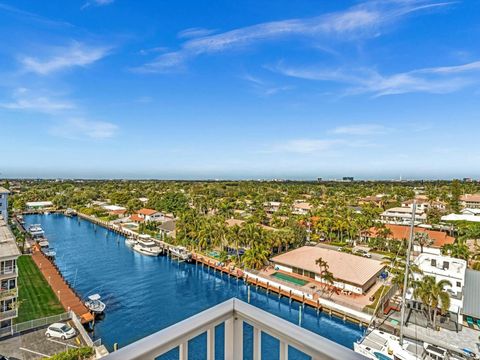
[20,41,110,75]
[177,28,217,39]
[81,0,114,10]
[331,124,389,135]
[50,118,118,139]
[136,1,450,73]
[0,88,74,113]
[273,59,480,96]
[242,73,292,96]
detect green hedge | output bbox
[44,347,94,360]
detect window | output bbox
[456,281,461,287]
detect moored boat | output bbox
[133,236,161,256]
[85,294,106,314]
[28,224,45,238]
[170,246,192,262]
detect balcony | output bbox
[103,298,365,360]
[0,288,17,300]
[0,309,17,321]
[0,266,17,279]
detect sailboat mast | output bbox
[399,200,416,345]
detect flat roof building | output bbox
[271,246,385,294]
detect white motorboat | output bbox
[170,246,192,262]
[125,237,137,247]
[133,236,161,256]
[38,239,50,248]
[84,294,106,314]
[28,224,45,238]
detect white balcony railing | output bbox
[0,309,17,321]
[0,266,17,277]
[103,298,365,360]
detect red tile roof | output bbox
[130,214,144,223]
[137,208,158,216]
[367,224,455,248]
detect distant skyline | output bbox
[1,1,480,179]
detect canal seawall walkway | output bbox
[75,212,372,325]
[31,245,94,324]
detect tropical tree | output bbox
[242,244,270,270]
[413,276,451,330]
[315,257,335,288]
[414,232,432,253]
[441,238,471,261]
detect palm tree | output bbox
[242,244,270,270]
[315,257,334,288]
[413,276,451,330]
[441,238,471,261]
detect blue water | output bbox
[25,214,363,359]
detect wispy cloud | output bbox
[273,59,480,96]
[135,1,451,73]
[19,41,110,75]
[242,73,292,96]
[0,88,74,113]
[330,124,390,135]
[177,27,217,39]
[274,139,343,154]
[0,2,72,27]
[81,0,114,10]
[50,118,118,139]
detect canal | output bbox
[25,214,363,359]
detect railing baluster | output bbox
[225,317,243,360]
[179,341,188,360]
[234,318,243,360]
[207,326,215,360]
[253,327,261,360]
[279,341,288,360]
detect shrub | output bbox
[45,347,94,360]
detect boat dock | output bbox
[31,244,94,324]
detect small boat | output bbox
[133,236,161,256]
[125,237,137,247]
[38,239,50,248]
[28,224,45,238]
[64,208,77,217]
[170,246,192,262]
[84,294,106,314]
[43,249,56,258]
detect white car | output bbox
[45,323,76,340]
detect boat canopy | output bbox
[88,294,102,301]
[139,234,151,239]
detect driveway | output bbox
[0,321,84,360]
[315,242,385,261]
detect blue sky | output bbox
[1,0,479,180]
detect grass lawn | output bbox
[16,255,65,323]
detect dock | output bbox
[31,244,94,324]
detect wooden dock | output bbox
[31,245,94,324]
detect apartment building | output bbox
[0,216,21,331]
[0,187,9,222]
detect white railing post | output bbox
[253,327,261,360]
[179,342,188,360]
[206,326,215,360]
[225,317,243,360]
[279,340,288,360]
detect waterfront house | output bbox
[380,206,427,225]
[0,187,9,222]
[365,224,455,255]
[0,216,21,334]
[401,199,446,212]
[406,253,467,326]
[271,246,385,295]
[25,201,53,211]
[159,219,176,238]
[137,208,172,222]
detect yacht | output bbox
[28,224,45,238]
[38,239,50,248]
[170,246,192,262]
[84,294,106,314]
[125,237,136,247]
[133,236,161,256]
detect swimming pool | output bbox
[24,214,363,357]
[271,272,309,286]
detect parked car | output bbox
[355,249,372,258]
[45,323,76,340]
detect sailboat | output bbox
[353,202,466,360]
